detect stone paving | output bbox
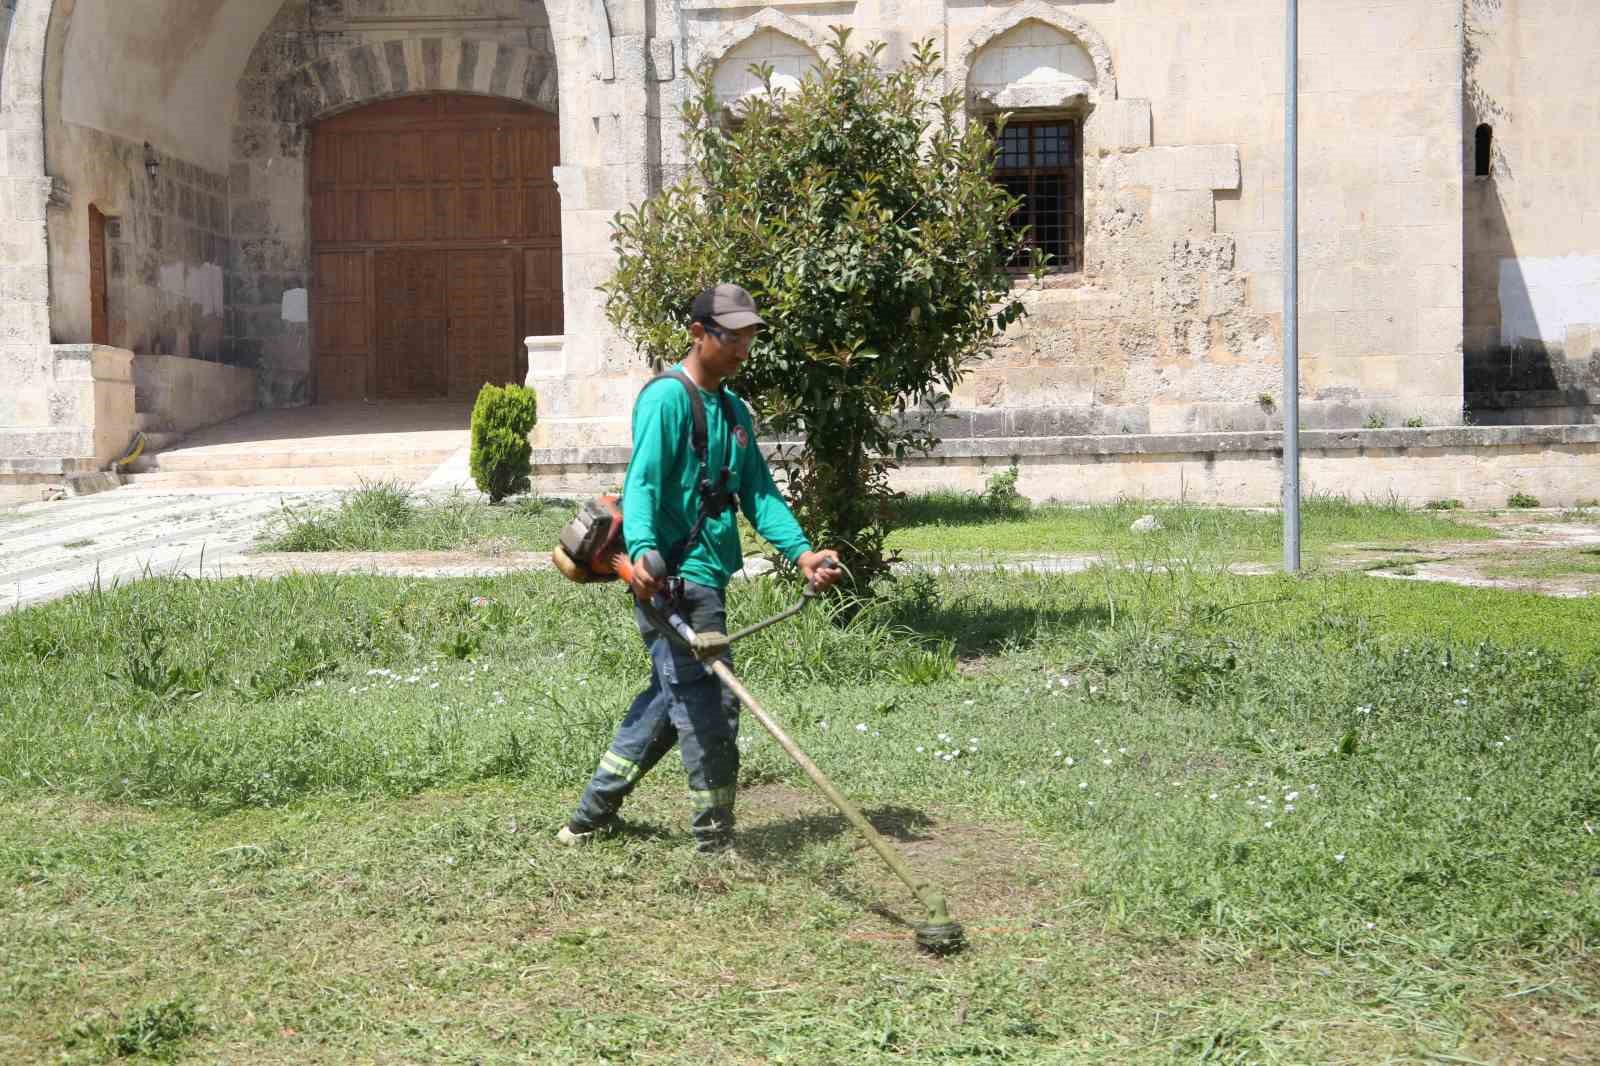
[0,487,338,613]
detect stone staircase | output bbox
[119,402,474,491]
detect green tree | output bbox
[602,29,1038,583]
[469,383,538,503]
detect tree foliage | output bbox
[602,29,1038,582]
[469,383,538,503]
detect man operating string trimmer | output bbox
[556,284,843,854]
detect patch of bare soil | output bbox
[735,783,1070,952]
[1328,515,1600,598]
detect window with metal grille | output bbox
[993,119,1083,273]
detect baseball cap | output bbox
[691,284,766,330]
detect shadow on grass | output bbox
[896,603,1112,659]
[889,494,1031,529]
[738,804,936,859]
[739,806,948,930]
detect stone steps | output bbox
[123,464,443,489]
[126,446,457,473]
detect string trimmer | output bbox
[607,549,967,957]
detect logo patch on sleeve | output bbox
[734,426,750,448]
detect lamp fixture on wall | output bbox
[143,142,160,181]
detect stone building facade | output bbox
[1,0,1596,496]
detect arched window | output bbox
[1474,123,1493,178]
[970,20,1093,273]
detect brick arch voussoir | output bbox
[269,38,558,132]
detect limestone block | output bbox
[1151,189,1214,235]
[649,39,676,82]
[1099,99,1152,152]
[1417,306,1464,355]
[1170,145,1241,192]
[525,335,568,382]
[1121,148,1175,191]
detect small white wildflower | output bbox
[1118,747,1128,754]
[1357,705,1372,715]
[855,723,868,733]
[1053,750,1063,758]
[916,746,925,753]
[1078,782,1088,790]
[1334,853,1346,863]
[1285,791,1300,802]
[1365,921,1375,930]
[963,700,975,707]
[969,737,979,744]
[938,733,952,742]
[1065,757,1075,767]
[1264,821,1274,828]
[429,682,440,690]
[1284,804,1295,812]
[1101,758,1113,767]
[1209,793,1219,800]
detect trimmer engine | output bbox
[552,495,625,582]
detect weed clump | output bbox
[1507,491,1541,509]
[67,995,203,1060]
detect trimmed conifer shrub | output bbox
[469,384,538,503]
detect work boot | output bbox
[692,831,735,856]
[555,821,610,846]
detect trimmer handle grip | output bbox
[805,555,844,597]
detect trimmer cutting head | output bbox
[914,921,967,956]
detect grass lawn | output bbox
[258,484,1496,580]
[2,562,1597,1063]
[258,488,572,555]
[885,492,1494,565]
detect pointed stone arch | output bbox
[688,7,829,77]
[959,0,1118,105]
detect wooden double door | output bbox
[310,94,562,403]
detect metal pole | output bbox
[1282,0,1302,574]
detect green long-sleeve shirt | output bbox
[622,372,811,590]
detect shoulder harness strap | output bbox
[636,368,740,574]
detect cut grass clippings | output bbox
[2,564,1597,1062]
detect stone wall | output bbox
[531,424,1600,512]
[226,0,557,406]
[649,0,1467,447]
[1463,0,1600,426]
[44,130,229,359]
[133,354,257,436]
[0,0,50,431]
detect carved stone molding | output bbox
[959,0,1118,104]
[687,6,827,75]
